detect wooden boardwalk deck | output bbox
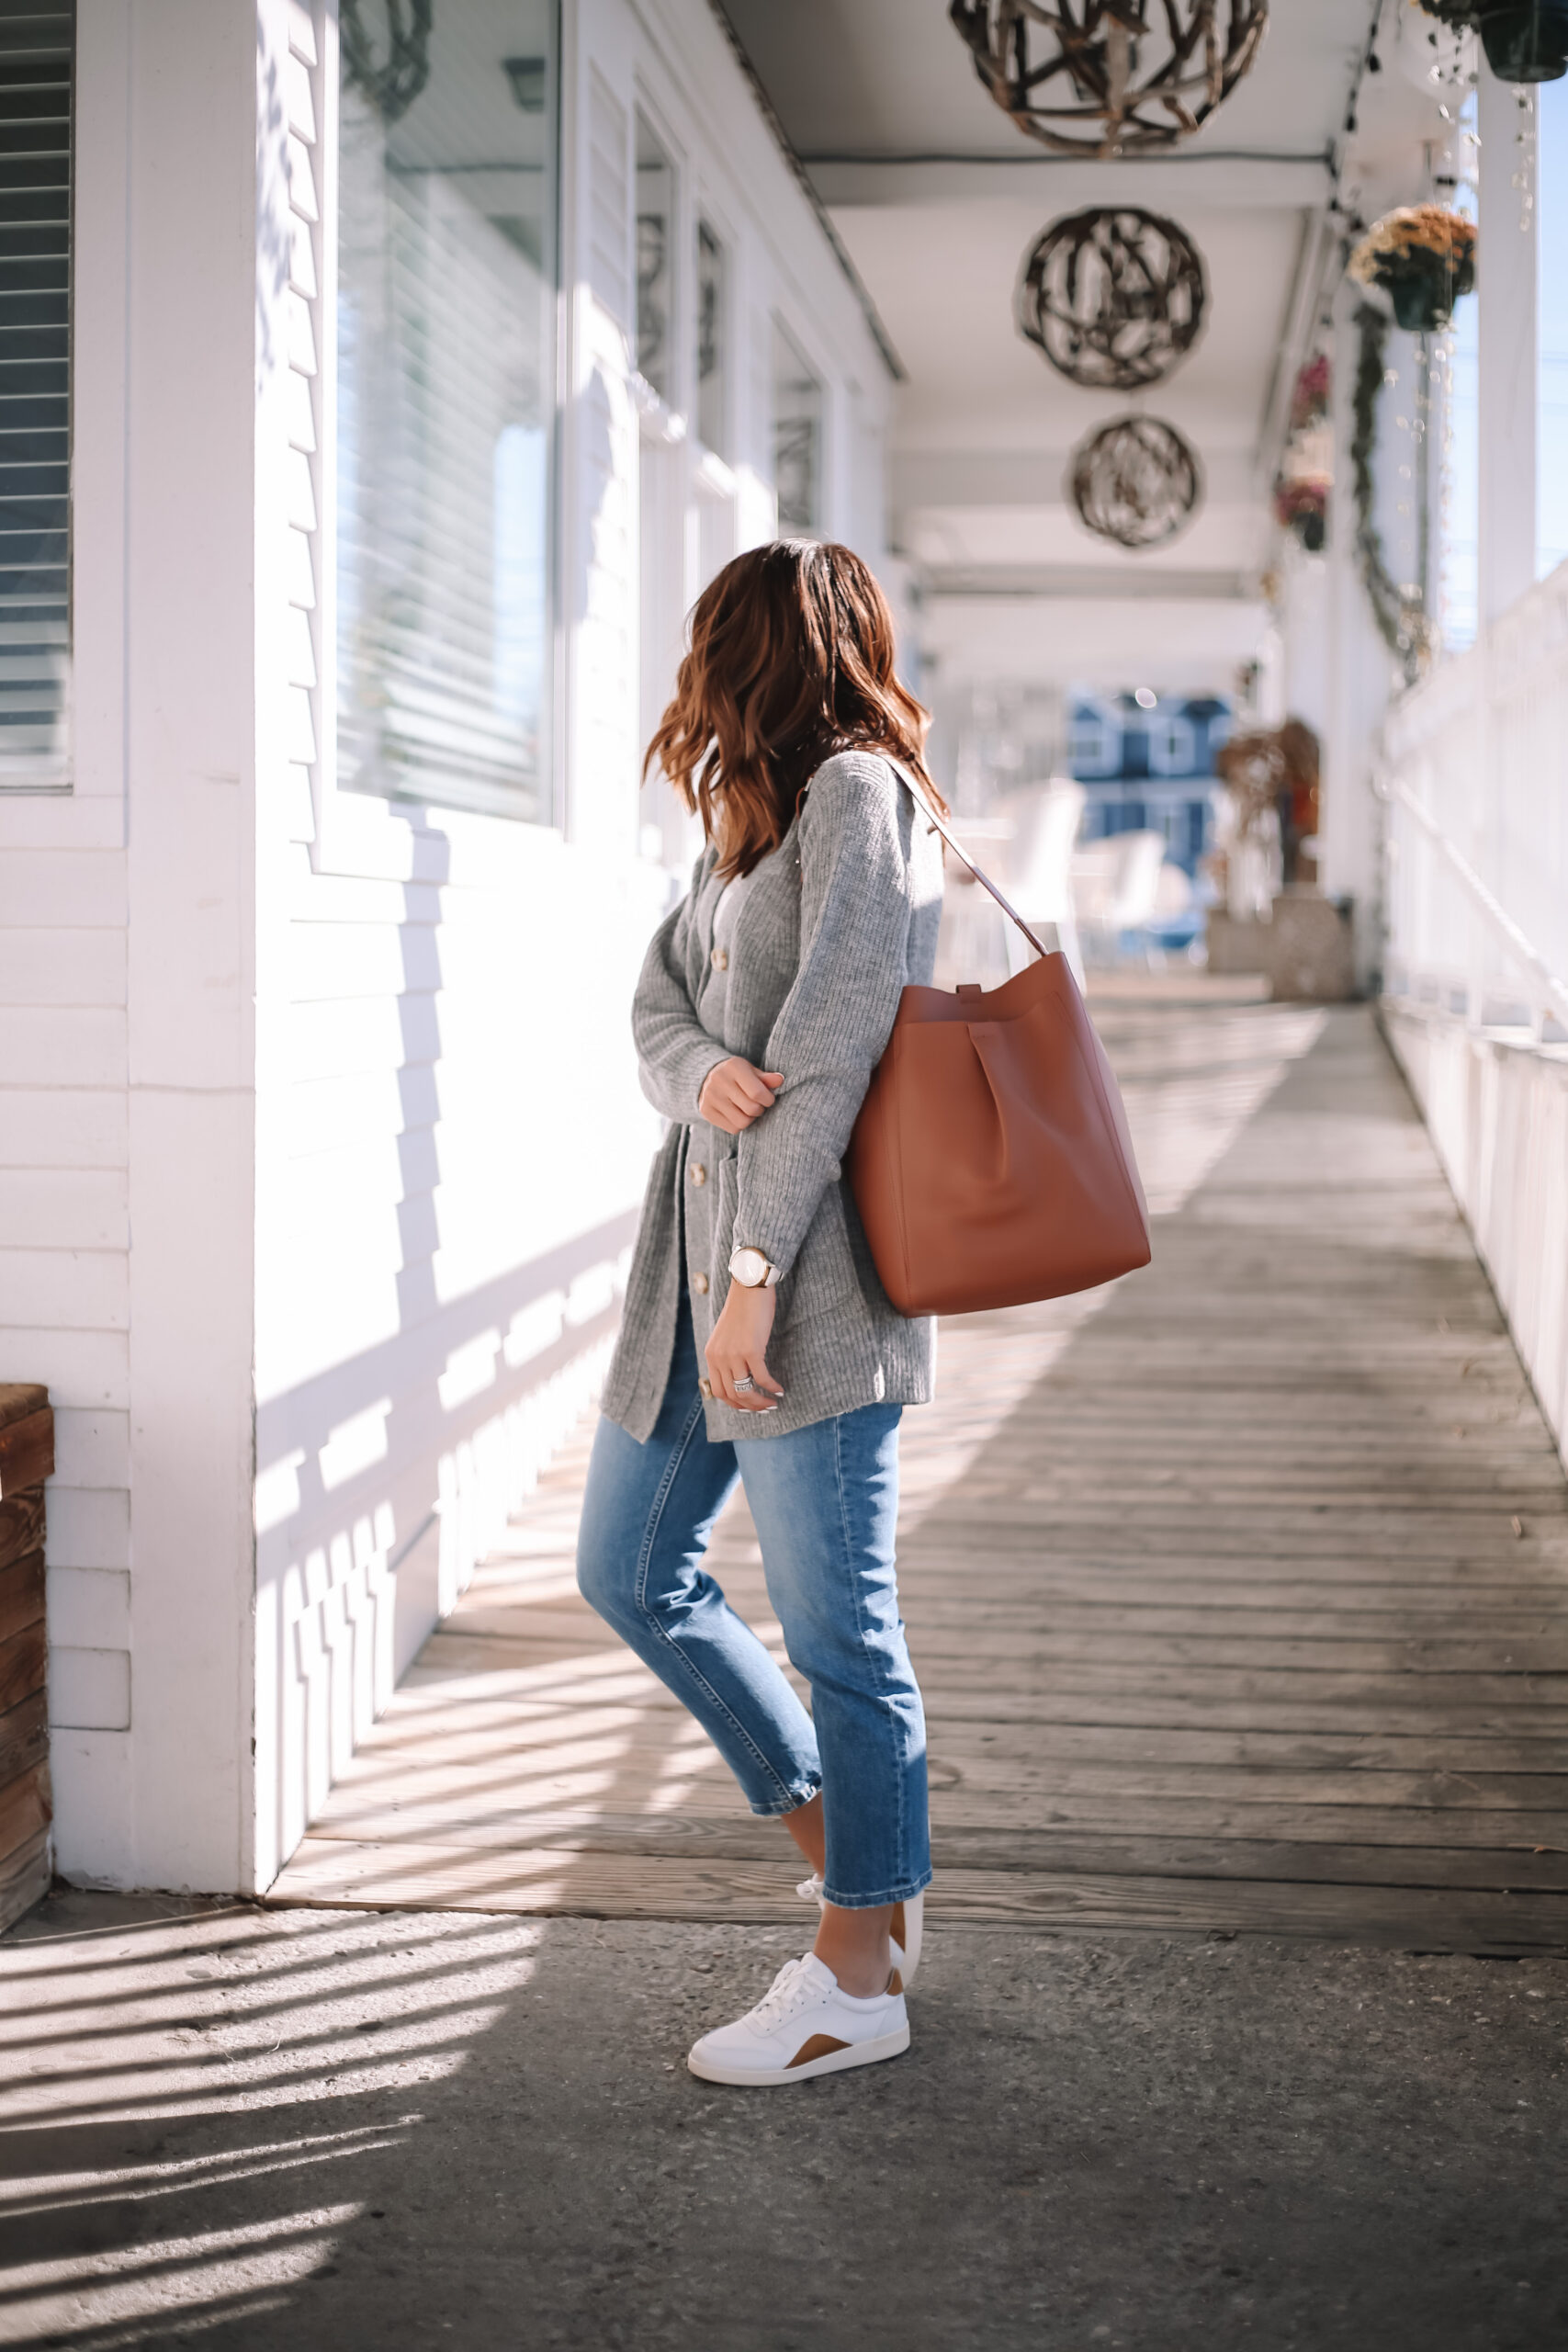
[273,1000,1568,1952]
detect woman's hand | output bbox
[705,1282,784,1413]
[699,1057,784,1136]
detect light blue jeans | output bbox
[576,1299,931,1909]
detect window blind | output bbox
[336,2,558,824]
[0,2,70,787]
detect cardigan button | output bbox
[690,1161,706,1186]
[698,1377,714,1399]
[692,1271,709,1295]
[711,946,728,970]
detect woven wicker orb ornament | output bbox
[950,0,1269,156]
[1020,208,1207,390]
[1069,414,1202,548]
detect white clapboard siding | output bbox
[50,1407,130,1487]
[284,0,325,843]
[0,929,127,1004]
[0,1248,128,1331]
[43,1484,130,1571]
[0,848,126,927]
[0,1091,128,1169]
[48,1648,131,1734]
[0,1007,126,1089]
[0,1169,129,1250]
[46,1565,131,1648]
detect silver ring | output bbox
[733,1375,757,1394]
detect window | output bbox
[0,2,71,789]
[1146,712,1196,777]
[336,0,558,822]
[635,110,673,403]
[696,220,726,455]
[773,322,821,535]
[1067,700,1122,779]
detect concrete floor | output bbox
[3,1890,1566,2349]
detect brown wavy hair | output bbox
[644,540,946,878]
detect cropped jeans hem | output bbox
[750,1775,823,1821]
[820,1868,933,1912]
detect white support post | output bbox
[1477,74,1538,627]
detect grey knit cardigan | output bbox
[601,751,945,1443]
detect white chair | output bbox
[1071,828,1168,963]
[992,778,1087,986]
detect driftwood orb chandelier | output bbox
[950,0,1269,157]
[341,0,434,123]
[1019,207,1207,390]
[1069,414,1202,548]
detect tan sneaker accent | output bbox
[787,2033,852,2068]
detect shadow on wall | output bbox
[250,804,646,1896]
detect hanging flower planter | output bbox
[1415,0,1568,80]
[1478,1,1568,81]
[1273,477,1329,554]
[1348,205,1477,334]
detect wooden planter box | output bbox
[0,1385,53,1934]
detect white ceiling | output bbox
[719,0,1413,687]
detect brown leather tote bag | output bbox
[847,772,1152,1317]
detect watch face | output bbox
[731,1248,766,1286]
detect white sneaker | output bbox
[795,1874,924,1989]
[687,1951,909,2086]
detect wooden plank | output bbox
[325,1711,1568,1777]
[0,1551,45,1648]
[0,1763,50,1865]
[0,1408,52,1501]
[299,1794,1568,1873]
[268,1837,1568,1956]
[0,1691,49,1791]
[0,1385,47,1435]
[0,1826,49,1939]
[0,1621,45,1716]
[0,1490,43,1578]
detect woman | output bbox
[577,540,946,2087]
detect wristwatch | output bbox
[728,1245,781,1289]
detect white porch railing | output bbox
[1380,560,1568,1034]
[1378,560,1568,1467]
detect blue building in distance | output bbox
[1066,692,1231,878]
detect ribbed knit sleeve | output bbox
[632,877,727,1124]
[734,753,912,1275]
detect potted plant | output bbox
[1416,0,1568,79]
[1274,476,1329,553]
[1348,205,1477,332]
[1478,2,1568,79]
[1290,352,1331,432]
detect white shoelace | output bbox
[743,1956,826,2036]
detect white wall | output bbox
[1384,1012,1568,1468]
[0,0,892,1899]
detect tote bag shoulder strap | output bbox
[881,757,1052,966]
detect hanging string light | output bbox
[949,0,1269,157]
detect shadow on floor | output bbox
[3,1886,1567,2350]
